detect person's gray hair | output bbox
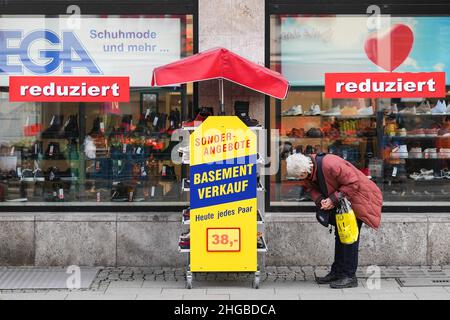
[286,153,313,177]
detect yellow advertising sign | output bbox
[190,116,257,272]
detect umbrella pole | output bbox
[219,78,225,115]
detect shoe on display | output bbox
[63,114,79,138]
[439,148,450,159]
[357,106,374,116]
[180,231,190,242]
[306,128,323,138]
[178,145,190,163]
[31,141,43,160]
[47,166,61,182]
[398,106,416,115]
[386,123,397,136]
[410,147,423,159]
[438,128,450,137]
[134,114,151,136]
[179,240,190,250]
[396,128,407,137]
[424,148,438,159]
[41,115,64,139]
[416,100,432,114]
[34,169,45,182]
[182,207,190,220]
[168,108,181,129]
[431,100,447,114]
[323,105,341,116]
[182,107,213,127]
[304,145,314,155]
[446,102,450,114]
[45,142,63,160]
[20,169,34,182]
[385,103,399,115]
[257,232,265,249]
[84,136,97,159]
[398,145,409,159]
[234,101,259,127]
[440,169,450,179]
[340,106,359,116]
[161,165,177,181]
[111,183,129,202]
[304,104,321,116]
[330,276,358,289]
[280,142,293,160]
[282,105,303,116]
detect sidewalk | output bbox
[1,266,450,300]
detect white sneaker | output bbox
[305,104,321,115]
[446,102,450,114]
[432,100,446,114]
[324,105,341,116]
[358,106,374,116]
[282,105,303,116]
[424,148,438,159]
[409,172,423,181]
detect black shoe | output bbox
[330,276,358,289]
[234,101,259,126]
[315,271,340,284]
[41,115,64,138]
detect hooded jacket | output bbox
[306,154,382,229]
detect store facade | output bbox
[1,0,450,267]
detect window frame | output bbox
[265,0,450,213]
[0,0,198,212]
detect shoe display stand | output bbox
[178,125,267,289]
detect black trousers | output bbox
[329,214,363,278]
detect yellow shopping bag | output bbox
[335,198,359,244]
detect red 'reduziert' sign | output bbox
[9,76,130,102]
[325,72,446,98]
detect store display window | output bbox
[0,14,195,206]
[269,14,450,206]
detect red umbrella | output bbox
[151,47,289,114]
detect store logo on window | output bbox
[0,30,101,75]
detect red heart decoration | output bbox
[364,24,414,72]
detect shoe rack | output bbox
[382,97,450,201]
[178,121,267,289]
[274,91,378,203]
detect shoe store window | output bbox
[268,12,450,207]
[0,12,195,206]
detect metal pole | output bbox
[219,78,225,115]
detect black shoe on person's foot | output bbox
[315,271,340,284]
[329,276,358,289]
